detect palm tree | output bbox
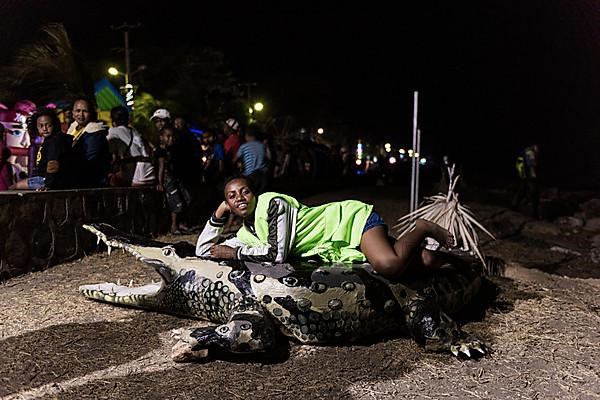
[1,23,88,104]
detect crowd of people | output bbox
[0,98,356,234]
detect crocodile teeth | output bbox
[459,345,471,358]
[97,237,101,245]
[451,345,459,357]
[107,246,112,256]
[117,279,121,286]
[129,280,134,287]
[473,343,486,354]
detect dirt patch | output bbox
[1,186,599,399]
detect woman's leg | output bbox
[360,219,453,278]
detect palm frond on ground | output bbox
[393,175,495,268]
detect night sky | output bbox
[1,0,599,189]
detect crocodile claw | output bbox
[449,338,487,358]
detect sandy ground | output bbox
[1,186,599,400]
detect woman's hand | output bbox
[209,244,236,259]
[215,201,231,219]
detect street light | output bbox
[107,65,147,109]
[249,102,264,123]
[107,65,146,86]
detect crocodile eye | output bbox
[162,247,175,257]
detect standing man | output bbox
[235,124,269,194]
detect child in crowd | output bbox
[154,126,190,234]
[10,108,74,190]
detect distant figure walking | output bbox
[512,144,540,219]
[438,155,455,193]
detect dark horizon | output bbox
[1,0,599,189]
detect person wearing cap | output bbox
[223,118,242,173]
[150,108,171,131]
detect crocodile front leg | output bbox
[403,289,486,358]
[171,295,276,362]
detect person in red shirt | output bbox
[222,118,242,174]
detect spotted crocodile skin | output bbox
[80,223,496,361]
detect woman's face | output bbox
[73,100,92,127]
[224,179,257,218]
[36,115,55,138]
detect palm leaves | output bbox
[393,173,495,268]
[2,23,85,103]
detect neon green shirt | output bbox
[236,192,373,263]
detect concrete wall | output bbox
[0,188,162,281]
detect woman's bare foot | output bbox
[417,219,455,248]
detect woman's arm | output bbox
[195,202,241,256]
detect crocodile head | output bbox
[78,223,205,313]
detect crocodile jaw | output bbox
[79,223,174,308]
[79,281,163,306]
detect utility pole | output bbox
[110,22,141,86]
[111,22,141,109]
[238,82,257,105]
